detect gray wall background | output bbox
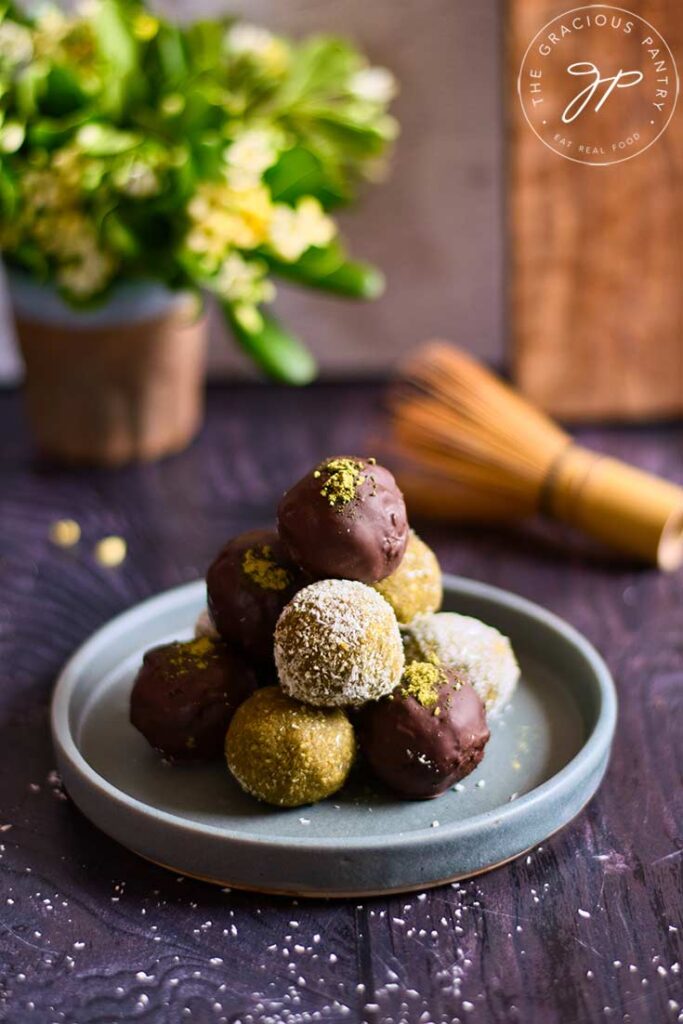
[0,0,503,381]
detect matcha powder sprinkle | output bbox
[314,457,366,508]
[400,660,446,707]
[242,544,291,591]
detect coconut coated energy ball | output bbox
[277,456,408,583]
[357,660,489,799]
[226,687,356,807]
[275,579,404,707]
[402,612,520,714]
[373,530,442,623]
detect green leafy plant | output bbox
[0,0,397,382]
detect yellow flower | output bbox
[226,23,289,75]
[214,252,275,305]
[348,67,398,105]
[23,170,65,210]
[0,21,33,65]
[52,147,83,189]
[113,162,160,197]
[186,179,273,265]
[268,197,335,262]
[58,246,115,297]
[132,12,159,41]
[0,122,25,153]
[225,129,280,188]
[32,6,71,58]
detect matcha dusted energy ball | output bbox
[207,528,307,665]
[275,579,404,707]
[403,612,520,715]
[357,660,490,799]
[373,530,442,623]
[226,687,355,807]
[277,456,408,583]
[130,637,258,760]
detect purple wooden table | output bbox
[0,384,681,1024]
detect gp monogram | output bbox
[518,4,679,165]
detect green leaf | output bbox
[154,23,188,84]
[14,61,48,118]
[184,20,224,72]
[265,146,348,208]
[0,162,17,217]
[223,302,317,384]
[40,65,87,117]
[76,122,140,155]
[314,112,389,158]
[27,111,89,148]
[265,244,384,298]
[280,36,360,103]
[191,131,226,178]
[92,0,138,77]
[102,211,140,258]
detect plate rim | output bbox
[51,573,618,856]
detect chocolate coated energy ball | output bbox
[275,579,404,707]
[357,660,490,799]
[277,456,408,583]
[402,612,520,714]
[373,530,442,623]
[226,687,355,807]
[207,528,307,665]
[130,637,258,760]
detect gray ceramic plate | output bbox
[51,575,617,897]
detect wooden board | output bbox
[0,383,681,1022]
[509,0,683,421]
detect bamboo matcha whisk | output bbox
[386,342,683,571]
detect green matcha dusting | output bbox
[226,687,356,807]
[400,660,445,707]
[241,544,291,591]
[166,636,218,676]
[313,456,376,508]
[373,530,442,623]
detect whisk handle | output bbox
[544,445,683,571]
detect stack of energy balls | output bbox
[130,457,519,807]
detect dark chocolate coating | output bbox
[357,671,490,799]
[130,638,258,760]
[277,458,409,583]
[207,529,307,665]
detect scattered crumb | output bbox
[49,519,81,548]
[95,535,127,567]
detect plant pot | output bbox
[9,275,207,466]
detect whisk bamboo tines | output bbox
[386,342,683,571]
